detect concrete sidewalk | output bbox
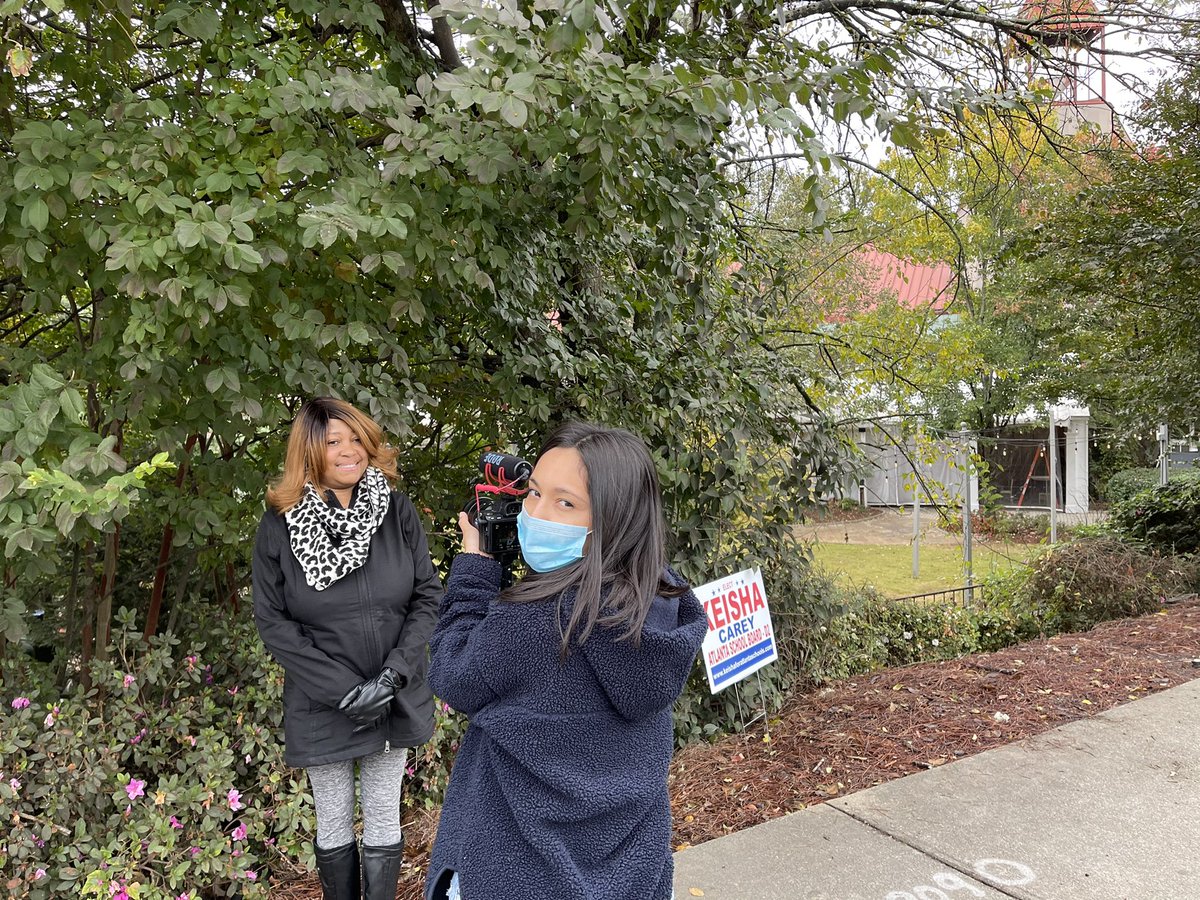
[673,678,1200,899]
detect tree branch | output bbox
[427,0,462,71]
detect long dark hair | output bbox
[501,421,685,654]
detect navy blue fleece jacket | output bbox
[425,553,707,900]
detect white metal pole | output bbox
[961,427,973,604]
[1048,408,1058,544]
[1159,423,1170,486]
[912,488,920,579]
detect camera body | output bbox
[471,493,525,558]
[464,452,532,583]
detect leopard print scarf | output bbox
[285,466,392,591]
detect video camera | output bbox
[464,451,532,586]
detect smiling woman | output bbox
[321,419,369,505]
[252,397,443,900]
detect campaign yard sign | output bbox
[695,567,777,693]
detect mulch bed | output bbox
[273,599,1200,899]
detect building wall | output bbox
[847,416,1089,513]
[850,425,979,512]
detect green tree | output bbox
[1010,53,1200,435]
[743,108,1114,438]
[0,0,1185,663]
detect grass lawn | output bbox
[810,541,1043,598]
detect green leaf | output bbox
[27,197,49,232]
[70,173,93,200]
[176,220,203,249]
[500,97,528,128]
[58,388,85,422]
[180,7,220,41]
[506,72,537,96]
[199,220,230,245]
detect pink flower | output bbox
[232,822,247,841]
[34,868,46,880]
[227,788,242,810]
[125,778,146,800]
[227,685,239,696]
[188,846,201,857]
[10,697,30,710]
[122,674,135,689]
[244,870,257,881]
[9,777,21,791]
[177,894,191,900]
[43,712,55,728]
[170,816,183,830]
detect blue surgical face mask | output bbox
[517,508,590,573]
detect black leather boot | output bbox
[361,838,404,900]
[315,841,360,900]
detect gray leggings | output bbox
[307,747,408,849]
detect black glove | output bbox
[338,668,405,732]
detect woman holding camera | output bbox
[425,421,707,900]
[252,397,442,900]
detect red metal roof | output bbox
[1021,0,1103,36]
[855,247,956,313]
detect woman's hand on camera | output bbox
[458,511,491,558]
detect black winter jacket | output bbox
[252,488,443,767]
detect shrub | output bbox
[796,539,1195,684]
[974,566,1041,651]
[1105,467,1161,504]
[405,700,468,809]
[1061,521,1115,541]
[803,584,980,682]
[1105,466,1200,504]
[6,539,1192,899]
[1022,538,1197,633]
[1111,480,1200,555]
[0,608,312,899]
[940,509,1051,544]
